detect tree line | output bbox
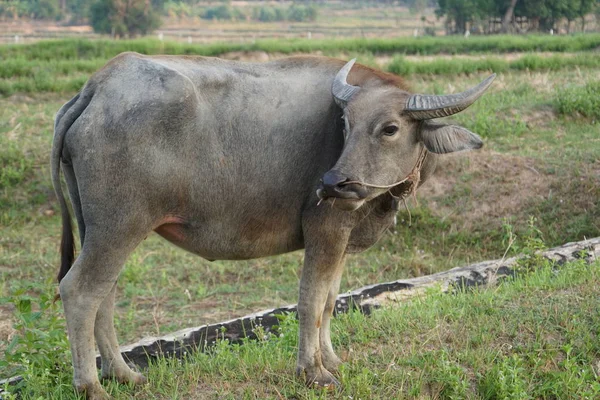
[436,0,599,34]
[0,0,319,36]
[0,0,598,37]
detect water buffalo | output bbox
[51,53,494,398]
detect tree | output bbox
[90,0,161,37]
[515,0,568,31]
[501,0,519,32]
[436,0,482,33]
[66,0,91,23]
[576,0,596,31]
[287,4,318,22]
[28,0,61,19]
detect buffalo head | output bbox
[318,59,495,211]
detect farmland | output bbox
[1,34,599,398]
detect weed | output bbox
[388,53,600,77]
[1,36,600,95]
[556,80,600,121]
[0,142,32,190]
[0,282,72,394]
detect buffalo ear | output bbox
[418,121,483,154]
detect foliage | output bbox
[4,256,600,398]
[435,0,600,33]
[2,34,600,61]
[0,34,599,399]
[0,282,71,386]
[2,37,600,96]
[201,4,245,21]
[200,4,317,22]
[27,0,62,20]
[252,6,286,22]
[388,53,600,76]
[556,80,600,121]
[286,3,318,22]
[0,141,33,190]
[89,0,162,37]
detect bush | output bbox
[90,0,162,37]
[202,4,246,20]
[387,53,600,77]
[252,6,285,22]
[28,0,61,20]
[556,81,600,121]
[287,4,318,22]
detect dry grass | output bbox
[420,150,554,229]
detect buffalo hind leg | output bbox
[296,227,349,388]
[96,283,146,385]
[60,231,144,400]
[319,257,345,374]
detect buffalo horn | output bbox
[332,58,360,106]
[405,74,496,120]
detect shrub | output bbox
[90,0,162,37]
[253,6,285,22]
[556,81,600,121]
[202,4,246,20]
[287,4,318,22]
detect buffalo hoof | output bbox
[75,382,111,400]
[101,369,147,386]
[296,365,340,389]
[321,352,343,374]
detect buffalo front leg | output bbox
[319,258,345,373]
[296,230,349,388]
[96,283,146,385]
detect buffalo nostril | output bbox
[322,170,348,189]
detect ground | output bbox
[0,37,599,398]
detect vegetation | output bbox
[3,251,600,398]
[198,3,317,22]
[556,80,600,120]
[2,0,598,38]
[436,0,598,33]
[89,0,162,37]
[4,35,600,62]
[1,34,599,398]
[2,38,600,96]
[388,52,600,76]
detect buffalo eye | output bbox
[383,125,399,136]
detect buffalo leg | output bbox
[60,232,143,400]
[296,227,349,387]
[96,283,146,385]
[319,257,345,373]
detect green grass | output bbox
[2,42,600,96]
[388,53,600,76]
[0,67,598,352]
[4,254,600,398]
[1,42,599,398]
[2,34,599,61]
[556,80,600,121]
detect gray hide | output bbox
[51,53,493,399]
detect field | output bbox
[0,4,436,44]
[1,34,599,398]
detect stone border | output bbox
[2,237,598,392]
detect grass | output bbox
[556,80,600,121]
[388,53,600,76]
[2,38,600,95]
[1,67,598,348]
[0,41,599,397]
[4,253,600,398]
[2,34,599,61]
